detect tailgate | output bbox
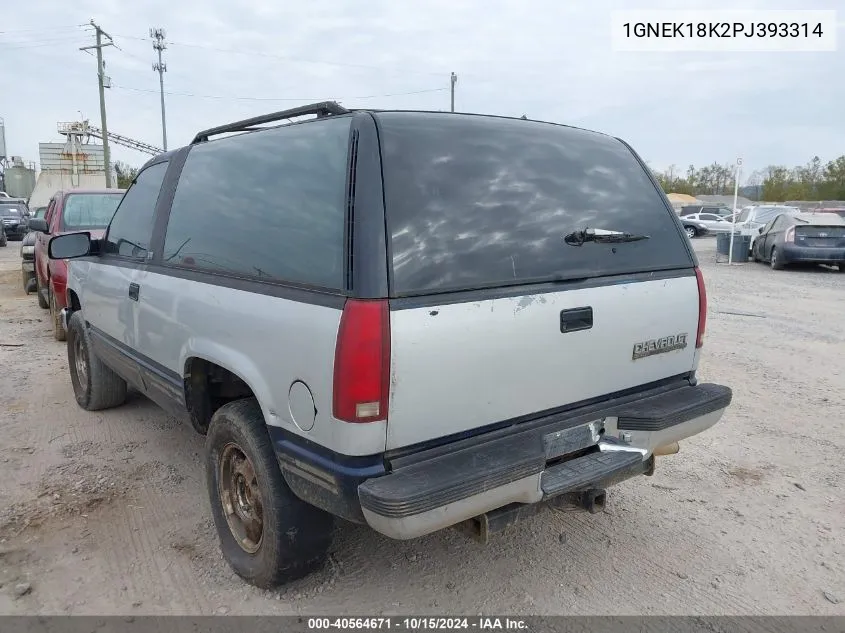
[387,273,699,449]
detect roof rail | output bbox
[191,101,350,144]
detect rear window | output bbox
[62,193,124,230]
[377,113,692,295]
[0,206,24,217]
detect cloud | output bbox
[1,0,842,177]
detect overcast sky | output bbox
[2,0,842,179]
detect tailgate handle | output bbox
[560,307,593,333]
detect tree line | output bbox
[651,155,845,202]
[115,153,845,203]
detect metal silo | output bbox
[4,159,37,200]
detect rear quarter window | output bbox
[162,116,351,290]
[377,113,693,295]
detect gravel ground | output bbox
[0,237,843,616]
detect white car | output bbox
[684,212,737,234]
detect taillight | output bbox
[694,267,707,349]
[785,227,795,243]
[332,299,390,423]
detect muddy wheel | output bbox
[67,311,127,411]
[770,247,784,270]
[206,398,333,588]
[49,286,66,342]
[36,274,49,309]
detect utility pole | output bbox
[450,72,457,112]
[728,157,742,265]
[151,28,168,150]
[81,20,114,188]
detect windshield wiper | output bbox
[564,227,650,246]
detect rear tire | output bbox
[770,247,784,270]
[685,226,697,239]
[206,398,334,589]
[36,274,49,309]
[49,286,66,342]
[67,311,128,411]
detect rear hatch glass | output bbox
[376,113,693,296]
[795,223,845,247]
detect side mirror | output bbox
[49,232,92,260]
[28,217,49,233]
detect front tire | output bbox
[67,311,128,411]
[770,247,784,270]
[206,398,334,588]
[685,226,697,239]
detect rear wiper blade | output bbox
[564,227,650,246]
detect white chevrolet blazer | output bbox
[48,102,732,588]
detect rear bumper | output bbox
[781,244,845,264]
[358,382,731,540]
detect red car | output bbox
[29,188,125,340]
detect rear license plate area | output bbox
[543,419,604,460]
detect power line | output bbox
[111,84,448,102]
[0,36,90,49]
[110,32,446,77]
[0,25,84,35]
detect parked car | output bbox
[735,205,801,254]
[0,202,30,240]
[751,212,845,270]
[28,188,125,340]
[682,212,736,234]
[679,205,733,219]
[49,102,732,589]
[680,217,709,239]
[20,230,38,292]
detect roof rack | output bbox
[191,101,350,144]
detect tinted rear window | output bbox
[377,113,692,295]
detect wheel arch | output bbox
[180,343,277,435]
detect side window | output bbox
[162,116,351,289]
[699,214,719,221]
[105,162,168,259]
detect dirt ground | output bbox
[0,237,843,616]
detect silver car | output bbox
[50,103,733,588]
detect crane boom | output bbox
[57,121,164,156]
[84,124,164,156]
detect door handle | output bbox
[560,306,593,333]
[128,283,140,302]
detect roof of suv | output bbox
[189,101,615,148]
